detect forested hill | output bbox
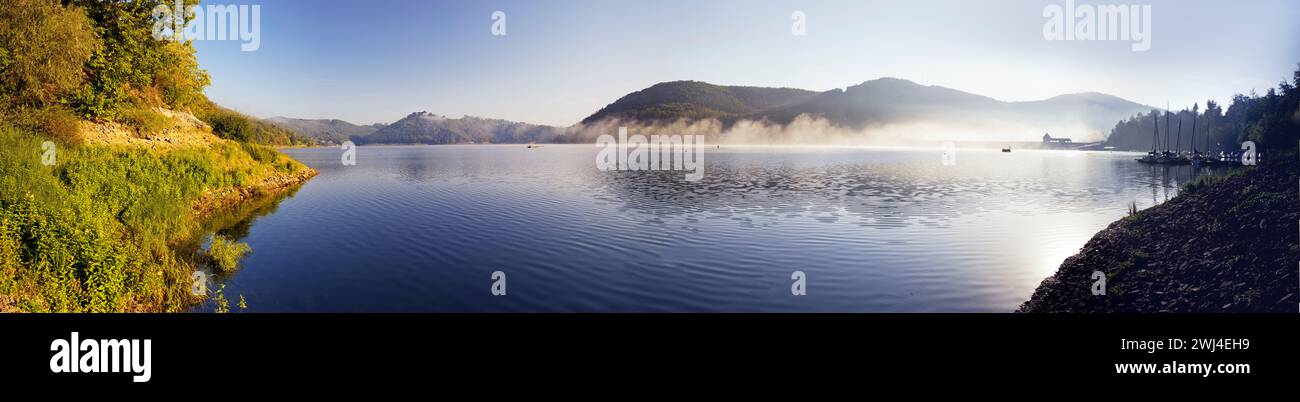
[264,116,385,145]
[581,81,817,125]
[574,78,1152,142]
[357,111,562,144]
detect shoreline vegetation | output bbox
[0,0,315,312]
[0,111,316,313]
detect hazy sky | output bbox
[195,0,1300,126]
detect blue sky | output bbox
[194,0,1300,126]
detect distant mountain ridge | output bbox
[263,116,385,144]
[578,78,1155,142]
[581,81,818,124]
[355,111,562,145]
[268,78,1155,145]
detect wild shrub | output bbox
[206,235,251,273]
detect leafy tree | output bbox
[65,0,207,119]
[0,0,98,108]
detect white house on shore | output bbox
[1042,133,1072,145]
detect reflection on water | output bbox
[205,145,1226,312]
[199,187,302,242]
[188,183,304,312]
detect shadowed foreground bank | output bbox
[1019,160,1298,312]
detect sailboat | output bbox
[1156,107,1175,163]
[1137,110,1160,163]
[1158,114,1189,165]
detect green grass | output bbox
[206,235,250,273]
[1180,168,1243,194]
[0,124,306,312]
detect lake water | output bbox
[202,144,1217,312]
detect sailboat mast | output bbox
[1164,105,1171,152]
[1190,109,1198,153]
[1151,111,1159,152]
[1175,114,1183,154]
[1206,113,1212,152]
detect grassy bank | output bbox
[0,1,320,312]
[0,123,314,312]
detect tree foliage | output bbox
[63,0,209,119]
[0,0,311,145]
[1104,64,1300,155]
[198,103,312,145]
[0,0,99,109]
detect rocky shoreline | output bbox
[192,168,318,219]
[1018,160,1298,313]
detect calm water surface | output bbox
[202,145,1217,312]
